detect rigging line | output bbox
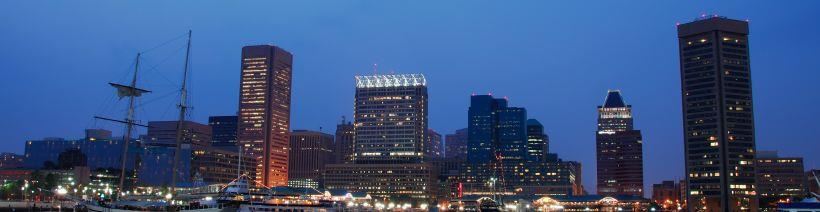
[139,32,189,55]
[141,44,189,88]
[135,90,178,108]
[87,93,118,129]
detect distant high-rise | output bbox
[526,119,549,161]
[288,130,334,187]
[677,16,757,211]
[333,118,354,164]
[352,74,428,164]
[755,151,806,211]
[463,95,580,197]
[467,95,508,163]
[427,129,443,159]
[146,121,212,148]
[237,45,293,187]
[444,128,467,159]
[209,116,238,147]
[596,90,643,197]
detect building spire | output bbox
[602,90,627,108]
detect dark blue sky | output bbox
[1,1,818,194]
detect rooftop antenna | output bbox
[373,63,378,75]
[341,116,346,124]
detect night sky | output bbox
[1,1,818,195]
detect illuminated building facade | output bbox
[596,90,644,196]
[325,74,435,203]
[288,130,334,187]
[677,16,758,211]
[755,151,806,211]
[324,163,437,203]
[352,74,428,164]
[237,45,293,187]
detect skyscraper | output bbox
[333,118,354,164]
[352,74,428,164]
[677,16,757,211]
[209,115,238,147]
[467,95,508,164]
[237,45,293,187]
[444,128,467,159]
[596,90,643,196]
[325,74,436,203]
[462,95,580,197]
[288,130,334,188]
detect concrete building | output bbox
[288,130,334,187]
[237,45,293,187]
[146,120,212,148]
[756,151,806,211]
[596,90,644,197]
[677,16,758,211]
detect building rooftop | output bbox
[601,90,627,108]
[355,74,426,88]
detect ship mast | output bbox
[119,54,140,195]
[170,30,192,197]
[95,53,151,198]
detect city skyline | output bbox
[1,1,819,196]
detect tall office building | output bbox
[352,74,428,164]
[677,16,757,211]
[467,95,508,164]
[333,118,354,164]
[427,129,443,159]
[462,95,581,197]
[596,90,644,196]
[755,151,806,211]
[526,119,549,161]
[209,116,238,147]
[237,45,293,187]
[444,128,467,159]
[325,74,436,203]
